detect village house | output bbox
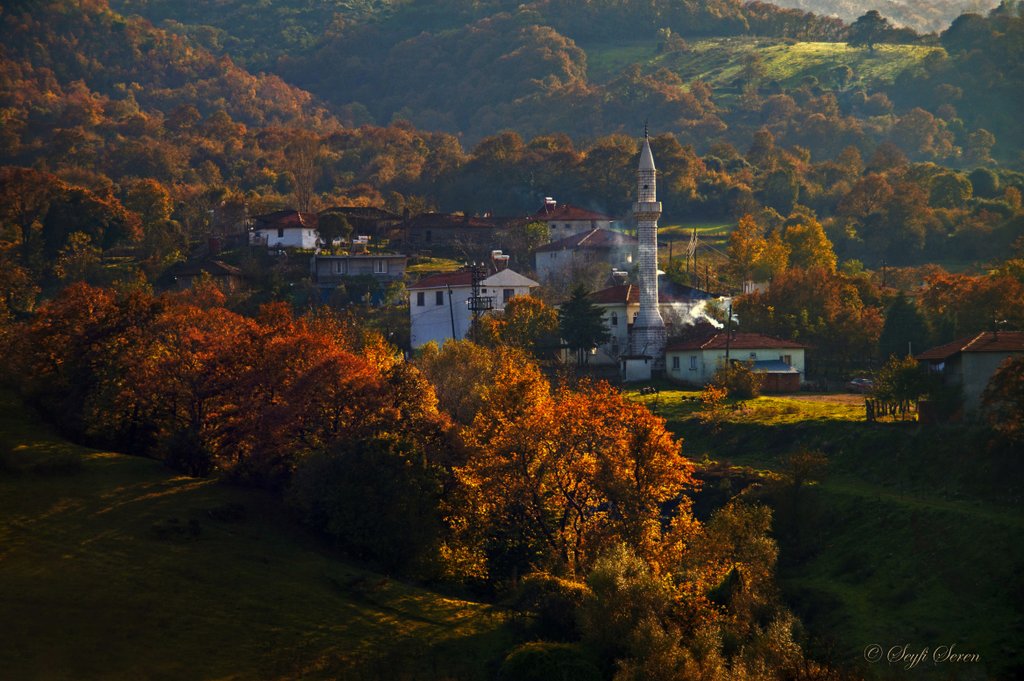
[533,228,638,284]
[400,212,519,258]
[665,332,808,392]
[533,198,616,242]
[409,263,539,349]
[309,252,408,304]
[169,259,246,293]
[915,331,1024,412]
[250,209,320,250]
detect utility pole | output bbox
[466,262,492,343]
[725,302,733,362]
[446,284,456,340]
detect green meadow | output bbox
[584,37,942,91]
[630,387,1024,679]
[0,391,512,680]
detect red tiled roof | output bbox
[252,210,318,230]
[408,271,474,289]
[665,332,808,352]
[915,331,1024,361]
[589,280,712,305]
[534,202,614,222]
[534,228,637,254]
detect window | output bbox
[425,230,432,243]
[503,288,514,303]
[781,354,792,366]
[435,290,444,305]
[689,356,697,370]
[277,228,284,238]
[749,352,757,360]
[550,253,556,259]
[672,356,680,370]
[416,292,425,307]
[375,260,386,274]
[611,312,618,326]
[334,260,346,274]
[565,223,571,230]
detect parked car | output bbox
[847,377,874,393]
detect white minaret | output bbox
[632,130,666,368]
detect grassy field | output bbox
[628,387,1024,679]
[584,37,942,92]
[0,391,513,680]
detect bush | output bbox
[287,435,444,576]
[712,361,763,399]
[505,572,591,641]
[498,642,602,681]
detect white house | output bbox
[409,267,540,349]
[665,332,808,392]
[534,198,616,242]
[250,210,320,250]
[534,228,638,284]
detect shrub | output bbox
[712,361,763,399]
[498,642,602,681]
[505,572,591,641]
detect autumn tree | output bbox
[735,267,883,375]
[458,380,696,579]
[725,214,789,284]
[477,295,561,358]
[781,214,836,272]
[982,356,1024,443]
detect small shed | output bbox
[751,359,801,393]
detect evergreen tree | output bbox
[878,296,930,359]
[558,285,611,368]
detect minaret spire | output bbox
[632,129,666,370]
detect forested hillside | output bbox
[775,0,1000,34]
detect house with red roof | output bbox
[408,264,540,349]
[664,332,809,391]
[534,198,616,242]
[250,210,320,250]
[915,331,1024,411]
[533,228,638,284]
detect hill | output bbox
[772,0,1001,34]
[633,387,1024,679]
[0,390,513,680]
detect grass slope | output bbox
[0,391,512,681]
[585,37,942,92]
[632,388,1024,679]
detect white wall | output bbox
[665,347,805,384]
[254,227,319,249]
[410,285,472,349]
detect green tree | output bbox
[317,213,352,248]
[848,10,892,50]
[558,285,611,367]
[930,172,973,208]
[878,296,930,359]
